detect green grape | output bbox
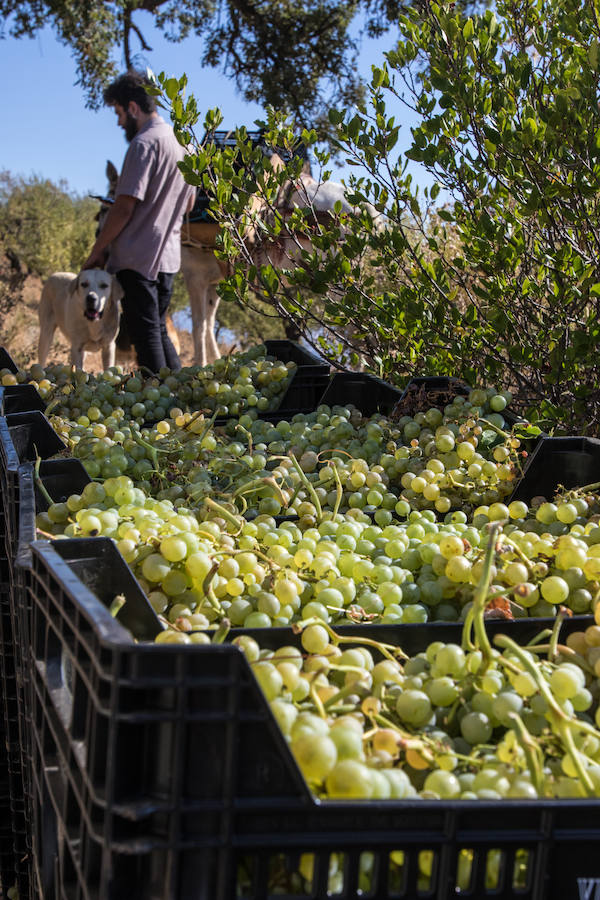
[291,733,338,784]
[424,769,460,798]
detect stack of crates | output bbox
[2,343,600,898]
[0,402,66,899]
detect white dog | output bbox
[38,269,123,370]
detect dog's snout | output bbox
[84,291,104,321]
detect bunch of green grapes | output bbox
[227,388,527,517]
[38,477,451,627]
[233,616,600,802]
[36,476,254,629]
[52,406,219,488]
[39,469,600,627]
[9,343,297,425]
[51,407,285,509]
[170,348,297,418]
[223,449,402,524]
[468,495,600,618]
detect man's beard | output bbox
[124,113,138,142]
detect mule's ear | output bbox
[106,160,119,191]
[111,277,124,304]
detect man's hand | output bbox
[83,194,138,272]
[82,248,109,271]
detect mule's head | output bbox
[94,160,120,236]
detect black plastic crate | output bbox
[0,550,19,897]
[25,536,600,899]
[12,468,150,776]
[509,436,600,505]
[276,369,331,411]
[29,456,91,510]
[0,579,29,898]
[0,384,46,415]
[215,369,331,427]
[318,372,403,417]
[0,410,66,566]
[1,459,92,900]
[263,339,330,375]
[0,410,66,467]
[0,348,19,375]
[13,460,92,734]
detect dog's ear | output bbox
[111,277,124,305]
[69,273,81,296]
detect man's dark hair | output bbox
[103,70,156,113]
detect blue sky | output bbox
[0,17,429,199]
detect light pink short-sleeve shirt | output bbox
[108,115,196,281]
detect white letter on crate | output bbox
[577,878,600,900]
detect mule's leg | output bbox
[205,285,221,363]
[180,248,207,366]
[196,290,209,367]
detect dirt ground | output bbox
[0,262,197,373]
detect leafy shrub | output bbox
[157,0,600,434]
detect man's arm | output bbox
[82,194,138,270]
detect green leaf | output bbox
[163,78,179,102]
[463,18,475,40]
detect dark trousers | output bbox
[116,269,181,373]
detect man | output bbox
[83,69,196,372]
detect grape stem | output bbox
[309,680,327,718]
[461,522,501,667]
[34,455,55,508]
[132,434,160,470]
[232,475,287,507]
[569,481,600,494]
[292,617,407,662]
[234,422,253,454]
[554,715,595,797]
[200,560,225,614]
[332,464,344,519]
[524,643,594,674]
[502,534,535,572]
[204,497,244,534]
[108,594,126,619]
[323,680,369,710]
[548,609,566,663]
[495,633,567,720]
[372,712,435,764]
[183,408,216,436]
[317,449,353,461]
[478,417,511,439]
[288,453,323,520]
[211,618,231,643]
[507,712,544,794]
